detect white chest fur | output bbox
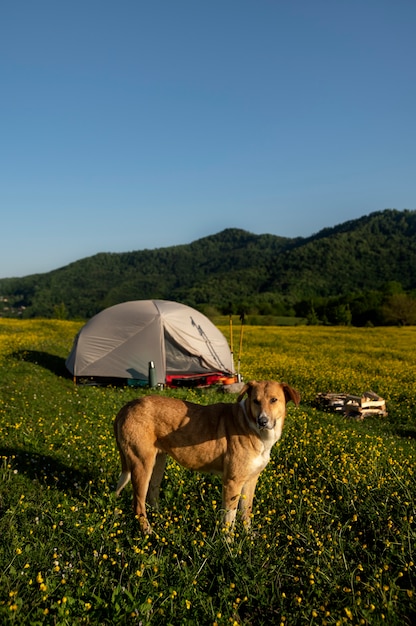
[248,430,277,475]
[239,399,283,476]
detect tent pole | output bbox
[229,314,234,373]
[237,312,245,381]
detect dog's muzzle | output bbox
[257,414,271,430]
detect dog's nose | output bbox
[257,415,269,429]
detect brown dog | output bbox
[114,380,300,534]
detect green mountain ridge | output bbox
[1,209,415,324]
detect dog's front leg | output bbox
[239,474,260,528]
[222,478,246,532]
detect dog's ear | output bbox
[237,380,256,402]
[281,383,300,406]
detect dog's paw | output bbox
[136,514,152,535]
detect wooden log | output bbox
[315,391,387,418]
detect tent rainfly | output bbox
[65,300,235,386]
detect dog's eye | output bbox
[270,397,278,404]
[253,399,260,405]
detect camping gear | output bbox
[66,300,235,387]
[148,361,157,388]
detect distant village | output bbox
[0,296,26,317]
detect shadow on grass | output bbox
[396,428,416,439]
[0,446,93,494]
[10,349,71,379]
[10,350,129,387]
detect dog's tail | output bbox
[114,414,131,495]
[115,469,131,495]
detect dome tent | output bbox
[66,300,235,387]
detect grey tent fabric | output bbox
[65,300,234,384]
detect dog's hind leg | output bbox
[147,452,167,508]
[130,452,157,534]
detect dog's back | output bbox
[114,395,244,475]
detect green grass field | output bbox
[0,319,415,625]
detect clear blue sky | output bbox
[1,0,415,278]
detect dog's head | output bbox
[237,380,300,432]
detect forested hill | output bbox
[1,208,416,325]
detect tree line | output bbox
[1,209,415,326]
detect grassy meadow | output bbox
[0,319,415,625]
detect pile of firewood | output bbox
[315,391,387,419]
